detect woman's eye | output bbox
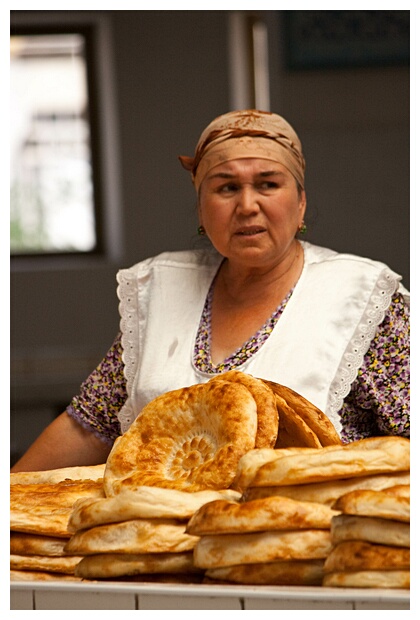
[219,183,238,193]
[259,181,278,190]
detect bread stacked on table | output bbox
[10,371,409,588]
[11,372,340,583]
[190,436,410,586]
[239,436,410,506]
[187,494,338,585]
[65,486,243,581]
[10,465,105,581]
[323,484,410,589]
[64,372,279,581]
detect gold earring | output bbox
[299,222,307,235]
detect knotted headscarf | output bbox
[179,109,305,191]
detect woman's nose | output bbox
[236,186,260,214]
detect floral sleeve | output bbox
[66,333,127,445]
[338,292,410,443]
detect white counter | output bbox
[10,580,410,610]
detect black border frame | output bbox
[282,10,410,71]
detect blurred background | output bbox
[10,10,410,465]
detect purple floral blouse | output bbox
[67,288,410,445]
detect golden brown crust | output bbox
[193,529,332,569]
[10,479,105,537]
[323,570,410,589]
[74,552,200,579]
[64,519,199,555]
[250,437,410,487]
[10,532,69,557]
[10,570,84,582]
[330,514,410,547]
[10,554,83,575]
[273,394,322,448]
[186,495,339,535]
[262,380,342,446]
[10,464,105,485]
[231,446,332,492]
[332,488,410,522]
[382,484,410,499]
[205,559,325,586]
[323,540,410,573]
[104,381,258,494]
[208,371,279,448]
[242,472,410,506]
[68,487,241,532]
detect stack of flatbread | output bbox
[323,484,410,589]
[59,373,341,581]
[186,494,339,585]
[10,464,105,581]
[187,436,410,586]
[65,486,242,581]
[237,436,410,507]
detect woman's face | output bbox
[198,158,306,269]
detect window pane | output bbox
[10,33,97,254]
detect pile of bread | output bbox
[190,437,410,588]
[10,465,105,581]
[10,371,410,589]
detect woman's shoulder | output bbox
[303,241,409,301]
[304,241,399,272]
[119,247,222,275]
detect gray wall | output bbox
[10,10,410,462]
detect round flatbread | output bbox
[273,394,322,448]
[323,570,410,589]
[64,519,199,555]
[10,554,83,575]
[205,559,325,586]
[332,488,410,522]
[75,552,200,579]
[262,380,342,446]
[323,540,410,573]
[186,496,339,535]
[208,371,279,448]
[67,487,241,532]
[381,484,410,499]
[104,381,258,495]
[330,514,410,548]
[10,479,105,538]
[10,464,105,485]
[10,533,69,557]
[242,472,410,506]
[193,529,332,569]
[10,570,83,582]
[231,447,325,492]
[250,437,410,487]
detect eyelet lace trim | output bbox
[326,268,400,432]
[116,270,139,433]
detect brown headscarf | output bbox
[179,109,305,191]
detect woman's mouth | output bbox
[235,226,266,236]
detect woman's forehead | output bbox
[205,158,290,178]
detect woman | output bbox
[11,110,410,473]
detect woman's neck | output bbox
[216,240,303,305]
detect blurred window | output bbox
[10,30,102,255]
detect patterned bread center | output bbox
[169,434,217,480]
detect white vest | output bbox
[116,242,408,437]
